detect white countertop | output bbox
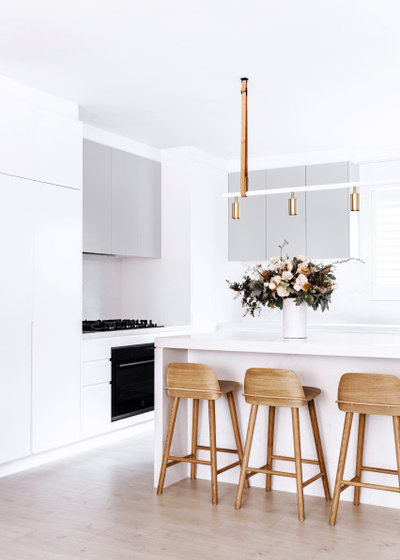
[155,327,400,359]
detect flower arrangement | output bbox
[227,241,339,316]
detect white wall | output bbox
[82,254,123,319]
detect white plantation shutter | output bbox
[371,188,400,300]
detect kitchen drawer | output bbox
[82,359,110,386]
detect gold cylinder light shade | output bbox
[288,192,298,216]
[350,186,360,211]
[232,196,240,220]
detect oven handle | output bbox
[114,359,154,368]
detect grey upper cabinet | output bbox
[266,166,306,257]
[83,141,161,258]
[136,157,161,258]
[305,162,352,259]
[228,170,267,261]
[111,149,139,256]
[83,140,112,254]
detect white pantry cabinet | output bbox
[0,176,33,463]
[32,183,82,453]
[0,174,82,462]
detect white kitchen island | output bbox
[155,327,400,509]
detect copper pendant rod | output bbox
[240,77,248,198]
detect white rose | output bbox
[277,286,289,298]
[296,255,308,262]
[296,274,308,286]
[268,282,277,290]
[282,270,293,281]
[270,256,280,264]
[271,275,281,284]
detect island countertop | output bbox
[155,326,400,359]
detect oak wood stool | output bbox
[157,362,248,504]
[329,372,400,525]
[235,368,331,520]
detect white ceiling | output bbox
[0,0,399,158]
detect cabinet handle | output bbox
[115,359,154,368]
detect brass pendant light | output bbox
[232,78,249,220]
[232,196,240,219]
[288,192,298,216]
[350,186,360,211]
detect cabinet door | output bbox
[136,157,161,258]
[83,140,112,254]
[306,162,350,258]
[81,383,111,439]
[111,149,139,256]
[32,183,82,453]
[0,175,33,463]
[228,170,267,261]
[266,166,306,257]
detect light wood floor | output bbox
[0,429,398,560]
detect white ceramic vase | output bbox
[282,299,307,339]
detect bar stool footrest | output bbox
[271,454,319,466]
[196,445,238,454]
[217,461,241,475]
[167,454,212,467]
[341,478,400,494]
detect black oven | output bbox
[111,343,154,421]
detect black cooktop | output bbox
[82,319,163,333]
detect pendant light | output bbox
[231,77,249,220]
[288,192,298,216]
[232,196,240,219]
[350,186,360,211]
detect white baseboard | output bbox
[0,419,154,479]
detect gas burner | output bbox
[82,319,163,333]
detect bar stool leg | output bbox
[190,399,199,480]
[354,413,366,505]
[308,399,331,501]
[291,407,305,521]
[226,391,249,489]
[266,406,275,492]
[157,397,180,495]
[235,404,258,509]
[329,411,353,526]
[392,416,400,489]
[208,399,218,504]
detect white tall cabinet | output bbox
[0,175,82,460]
[32,183,81,453]
[0,176,33,463]
[0,78,82,465]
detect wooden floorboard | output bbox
[0,430,398,559]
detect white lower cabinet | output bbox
[81,383,111,439]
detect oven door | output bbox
[111,345,154,421]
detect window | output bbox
[371,187,400,300]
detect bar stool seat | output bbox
[235,368,331,521]
[157,363,247,505]
[329,372,400,525]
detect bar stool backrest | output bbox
[166,362,221,400]
[244,368,306,408]
[338,373,400,416]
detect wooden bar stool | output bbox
[235,368,331,520]
[157,362,248,504]
[329,372,400,525]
